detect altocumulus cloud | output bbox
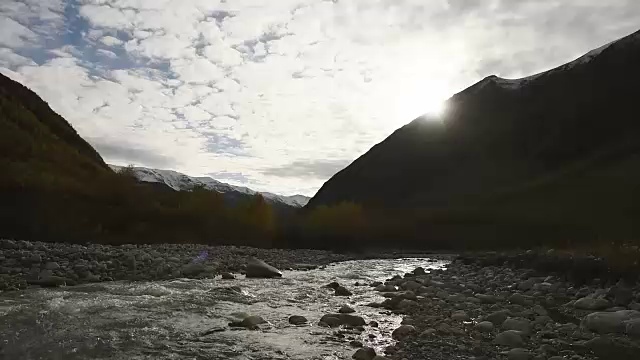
[1,0,639,196]
[262,159,352,179]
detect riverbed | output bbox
[0,258,447,360]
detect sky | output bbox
[1,1,639,196]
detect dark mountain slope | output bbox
[0,74,277,246]
[0,73,109,191]
[305,29,640,245]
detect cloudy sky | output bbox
[1,0,639,196]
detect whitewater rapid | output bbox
[0,258,447,360]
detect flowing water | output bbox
[0,258,447,360]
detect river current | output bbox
[0,258,447,360]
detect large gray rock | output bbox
[575,296,611,310]
[451,310,470,321]
[339,305,356,313]
[494,330,524,347]
[475,294,497,304]
[486,310,510,326]
[476,321,494,333]
[182,263,208,277]
[401,281,422,291]
[505,348,532,360]
[352,347,376,360]
[288,315,308,325]
[335,285,353,296]
[581,310,640,334]
[44,262,60,271]
[245,258,282,278]
[502,318,532,334]
[229,315,267,329]
[319,314,365,327]
[392,325,416,340]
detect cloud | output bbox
[1,0,639,197]
[88,138,176,169]
[262,159,352,179]
[207,171,250,185]
[99,36,123,46]
[0,17,38,47]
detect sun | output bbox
[396,88,448,125]
[422,98,447,118]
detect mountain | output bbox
[306,29,640,245]
[0,72,109,188]
[0,73,280,246]
[110,165,310,208]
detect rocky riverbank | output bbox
[365,252,640,360]
[0,239,358,291]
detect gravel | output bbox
[0,239,356,291]
[367,252,640,360]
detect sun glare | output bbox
[423,99,446,118]
[396,88,448,125]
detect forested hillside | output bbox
[0,73,276,247]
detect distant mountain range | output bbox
[110,165,309,208]
[306,29,640,243]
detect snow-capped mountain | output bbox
[109,165,309,208]
[307,28,640,210]
[465,29,640,93]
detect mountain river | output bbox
[0,258,447,360]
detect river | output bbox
[0,258,447,360]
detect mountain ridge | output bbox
[304,28,640,245]
[110,165,310,208]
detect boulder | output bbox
[325,281,341,289]
[319,314,365,327]
[392,325,416,340]
[339,305,356,314]
[476,294,497,304]
[221,272,235,279]
[182,263,207,277]
[352,347,376,360]
[451,310,470,321]
[245,258,282,278]
[518,279,535,291]
[476,321,494,333]
[574,296,611,310]
[508,293,527,305]
[494,330,524,347]
[335,285,352,296]
[401,281,422,291]
[505,348,531,360]
[288,315,308,325]
[229,315,267,329]
[44,262,60,271]
[486,310,510,326]
[581,310,640,334]
[502,318,532,334]
[413,267,427,275]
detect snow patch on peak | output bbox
[109,165,310,207]
[467,34,628,95]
